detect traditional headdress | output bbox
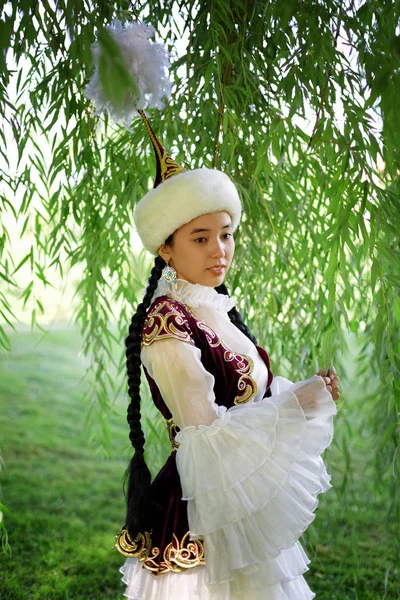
[85,20,241,255]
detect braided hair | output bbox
[124,239,258,538]
[215,283,258,346]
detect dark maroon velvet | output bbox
[138,297,274,573]
[143,453,188,550]
[256,345,274,392]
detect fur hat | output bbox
[134,167,242,255]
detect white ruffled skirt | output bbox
[120,375,336,599]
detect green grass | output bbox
[0,327,169,600]
[0,328,399,599]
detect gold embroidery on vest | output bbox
[166,417,180,451]
[114,529,151,559]
[114,529,205,575]
[183,305,258,405]
[196,320,222,348]
[141,300,194,348]
[232,353,257,404]
[143,532,205,574]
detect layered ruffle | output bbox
[120,543,314,600]
[174,374,336,594]
[120,561,213,600]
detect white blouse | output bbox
[141,278,271,429]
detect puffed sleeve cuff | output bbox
[175,375,337,588]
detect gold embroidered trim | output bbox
[142,299,257,404]
[142,300,194,348]
[166,417,180,451]
[114,529,205,575]
[114,529,152,559]
[143,532,205,574]
[184,305,258,405]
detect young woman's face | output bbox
[158,211,235,287]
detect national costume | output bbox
[117,280,336,599]
[84,20,338,600]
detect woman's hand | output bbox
[316,366,340,401]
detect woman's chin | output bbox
[177,270,226,287]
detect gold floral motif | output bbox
[113,529,152,559]
[143,532,205,575]
[114,528,205,575]
[196,320,222,347]
[234,354,257,404]
[166,417,180,451]
[142,300,194,348]
[184,305,258,405]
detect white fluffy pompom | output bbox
[84,20,172,125]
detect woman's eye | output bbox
[194,234,232,243]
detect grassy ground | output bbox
[0,327,399,599]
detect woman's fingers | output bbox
[315,367,341,402]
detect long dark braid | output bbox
[124,252,256,538]
[125,254,166,537]
[215,283,258,346]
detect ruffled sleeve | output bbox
[175,374,337,591]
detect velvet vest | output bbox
[116,296,273,576]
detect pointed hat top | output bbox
[138,110,186,188]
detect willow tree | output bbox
[1,0,399,508]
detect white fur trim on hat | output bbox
[133,168,242,255]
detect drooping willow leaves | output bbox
[0,1,399,501]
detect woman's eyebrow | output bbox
[189,224,233,234]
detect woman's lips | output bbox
[208,266,225,275]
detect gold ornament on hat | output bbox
[138,110,186,187]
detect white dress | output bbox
[120,279,337,599]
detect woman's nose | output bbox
[210,239,225,257]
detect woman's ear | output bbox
[158,244,171,264]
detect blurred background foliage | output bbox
[0,0,400,596]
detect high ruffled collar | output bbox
[149,278,236,314]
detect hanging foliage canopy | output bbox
[0,0,399,487]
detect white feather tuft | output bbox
[84,20,172,125]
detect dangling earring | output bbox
[162,261,177,287]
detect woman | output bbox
[115,166,340,600]
[82,18,339,598]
